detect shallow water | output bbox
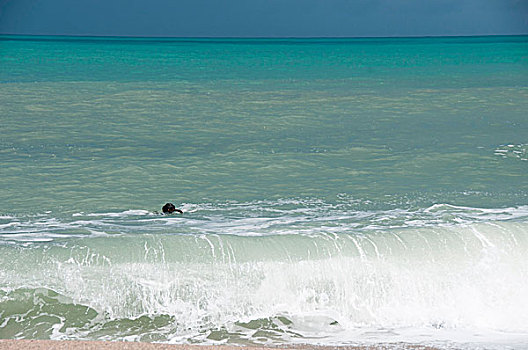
[0,35,527,348]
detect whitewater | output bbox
[1,201,528,348]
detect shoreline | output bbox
[0,340,442,350]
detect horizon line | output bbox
[1,32,528,40]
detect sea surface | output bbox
[0,35,527,349]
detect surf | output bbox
[1,214,527,347]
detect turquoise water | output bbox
[0,35,527,348]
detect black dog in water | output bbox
[162,202,183,214]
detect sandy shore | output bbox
[0,340,443,350]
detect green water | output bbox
[1,35,527,214]
[0,35,527,347]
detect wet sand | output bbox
[0,340,443,350]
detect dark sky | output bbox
[0,0,527,37]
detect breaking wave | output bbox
[1,201,527,348]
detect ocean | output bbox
[0,35,527,349]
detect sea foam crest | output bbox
[0,220,527,347]
[1,201,528,242]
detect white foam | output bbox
[494,143,527,160]
[73,209,152,217]
[3,201,528,242]
[1,220,528,347]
